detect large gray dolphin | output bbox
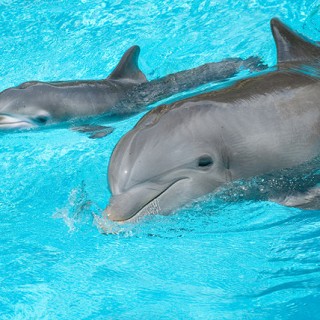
[0,46,264,130]
[104,18,320,222]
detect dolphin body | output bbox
[105,18,320,222]
[0,46,264,130]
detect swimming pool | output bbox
[1,0,320,318]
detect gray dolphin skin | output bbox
[105,18,320,222]
[0,46,264,130]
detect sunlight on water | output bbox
[0,0,320,319]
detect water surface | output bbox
[0,0,320,318]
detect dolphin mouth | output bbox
[0,113,36,129]
[105,178,188,222]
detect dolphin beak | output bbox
[0,113,35,130]
[105,183,163,222]
[105,178,186,222]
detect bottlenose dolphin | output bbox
[0,46,264,130]
[105,18,320,222]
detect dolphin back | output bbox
[271,18,320,65]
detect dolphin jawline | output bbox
[0,118,34,129]
[106,177,189,222]
[0,121,25,125]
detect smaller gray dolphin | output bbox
[0,46,265,130]
[104,18,320,222]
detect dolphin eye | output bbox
[34,114,49,124]
[198,155,213,168]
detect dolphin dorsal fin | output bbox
[271,18,320,65]
[108,45,147,83]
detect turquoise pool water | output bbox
[1,0,320,318]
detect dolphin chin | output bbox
[105,178,189,222]
[0,114,36,129]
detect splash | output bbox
[52,181,92,232]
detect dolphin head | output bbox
[105,102,230,222]
[0,87,52,130]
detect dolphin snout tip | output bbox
[103,204,128,222]
[104,191,144,222]
[103,206,117,221]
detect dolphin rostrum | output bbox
[0,46,265,130]
[104,18,320,222]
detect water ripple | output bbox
[1,0,320,318]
